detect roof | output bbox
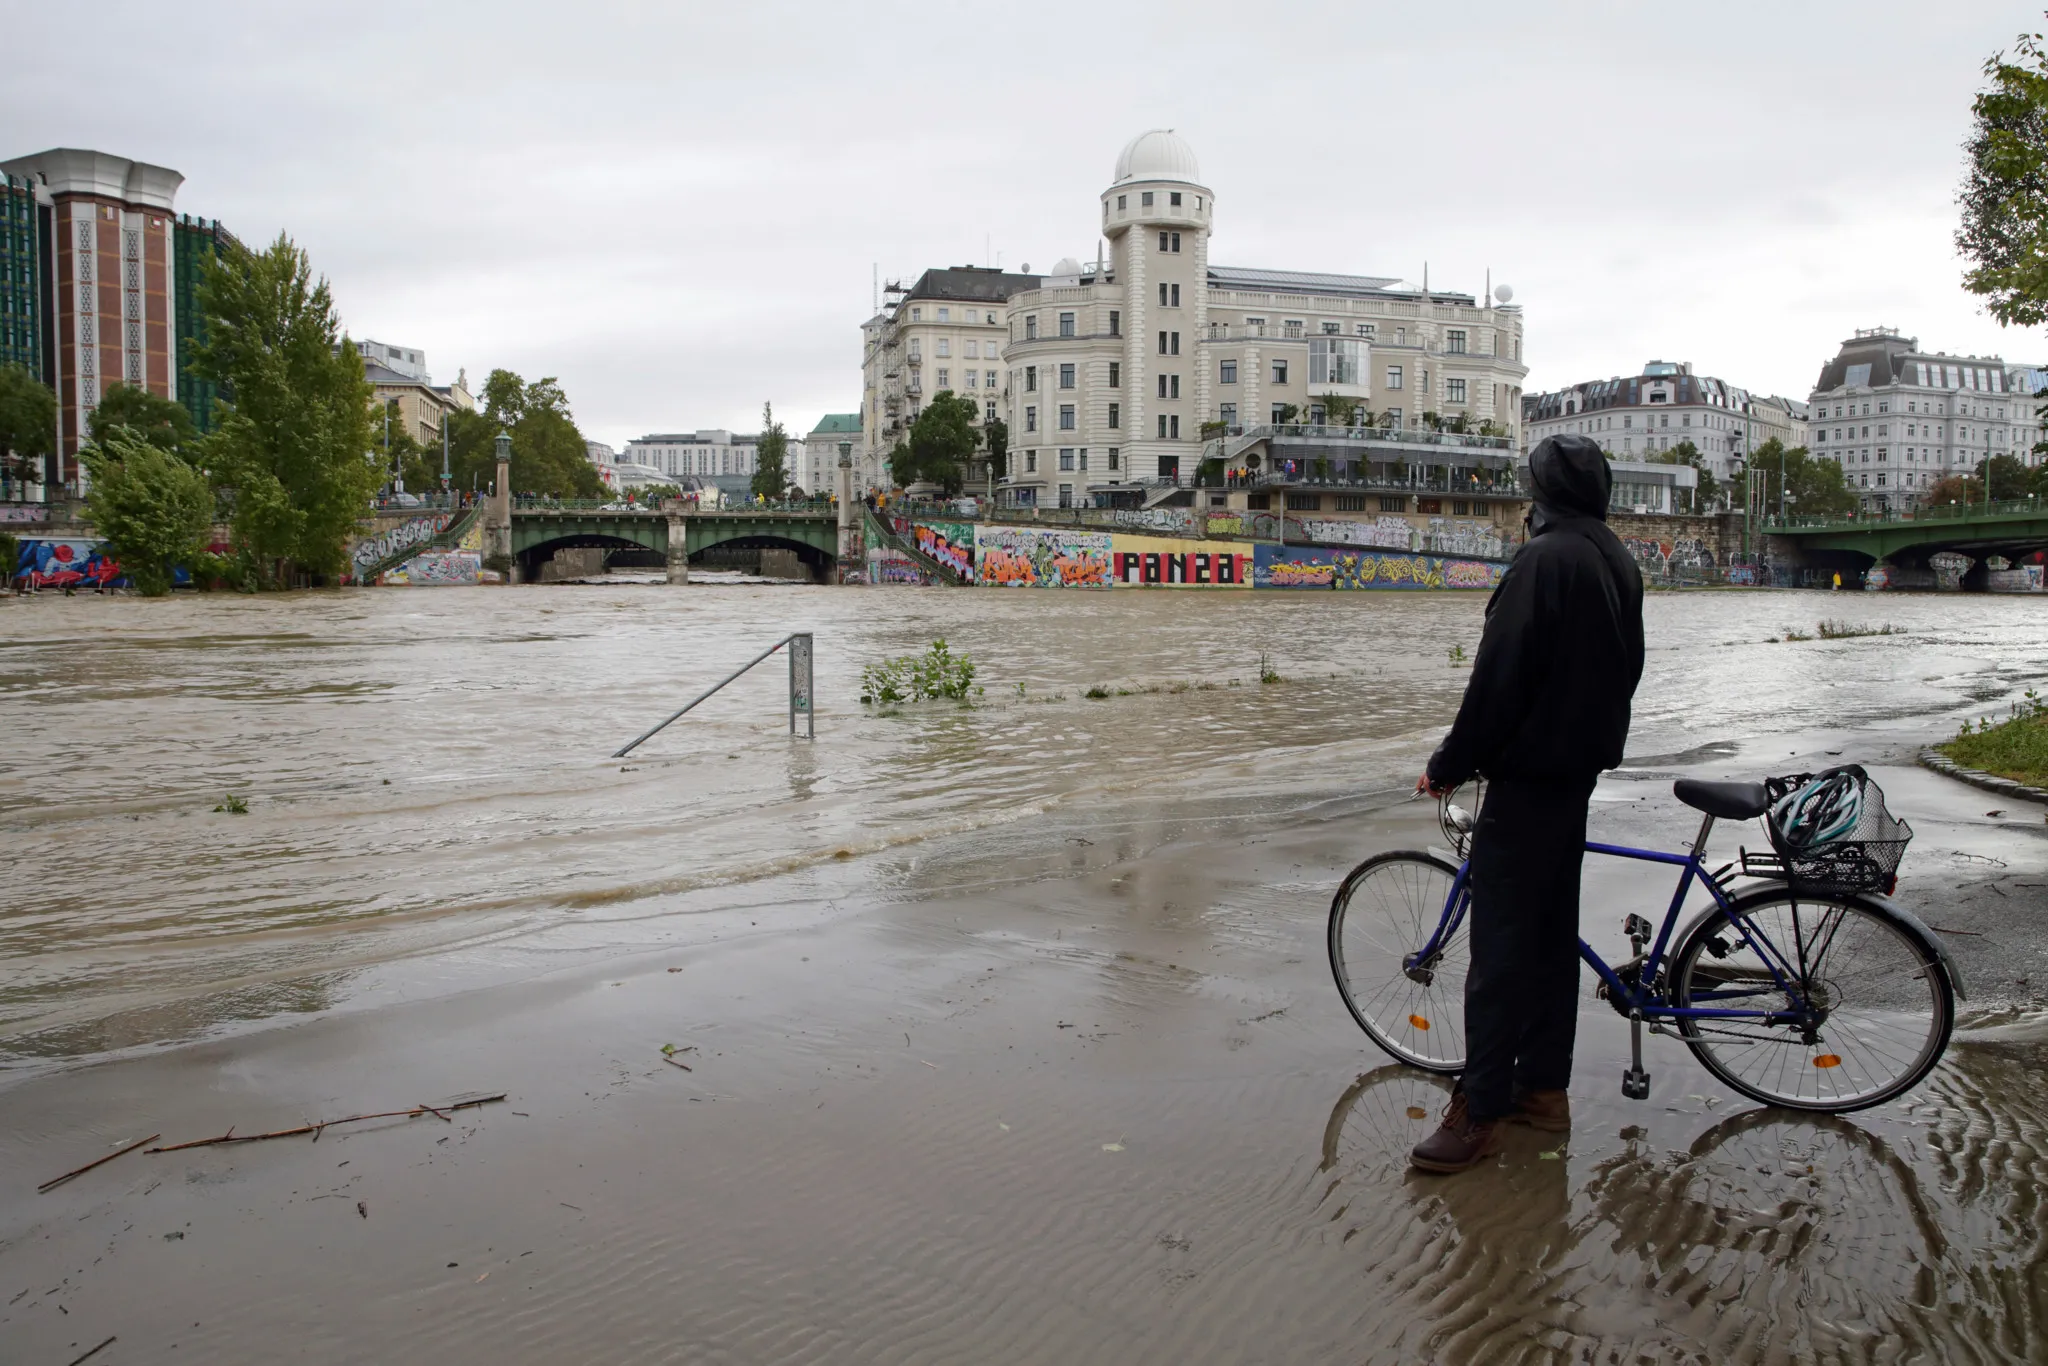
[902,266,1042,306]
[0,148,182,209]
[363,361,435,388]
[808,413,861,435]
[1114,129,1202,186]
[1207,265,1473,305]
[1809,333,2010,394]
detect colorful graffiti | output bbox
[13,538,121,589]
[1108,507,1197,535]
[1205,511,1249,538]
[384,550,482,586]
[350,513,453,578]
[866,547,934,585]
[913,521,975,580]
[1301,515,1417,551]
[974,525,1112,587]
[1424,518,1513,561]
[1622,535,1717,577]
[1,505,50,524]
[1108,537,1250,586]
[1252,543,1504,591]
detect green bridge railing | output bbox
[1766,496,2045,532]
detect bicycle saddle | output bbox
[1672,778,1770,820]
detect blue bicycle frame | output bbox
[1402,814,1815,1027]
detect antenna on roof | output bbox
[1423,261,1428,295]
[872,263,878,314]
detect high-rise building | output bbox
[0,149,186,492]
[1807,328,2029,511]
[1,173,45,386]
[1523,360,1807,482]
[172,214,236,433]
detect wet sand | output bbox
[5,738,2045,1364]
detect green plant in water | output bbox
[860,638,981,705]
[1817,619,1903,639]
[1259,653,1284,685]
[1084,685,1111,700]
[1447,644,1469,667]
[215,794,249,814]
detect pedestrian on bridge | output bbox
[1410,433,1646,1174]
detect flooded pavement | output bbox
[2,584,2047,1362]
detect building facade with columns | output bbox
[1807,328,2030,511]
[991,131,1528,508]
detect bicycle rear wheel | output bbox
[1328,850,1468,1072]
[1670,889,1953,1112]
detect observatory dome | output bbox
[1113,129,1201,185]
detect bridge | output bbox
[508,503,839,582]
[1764,498,2048,589]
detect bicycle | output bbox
[1327,774,1967,1112]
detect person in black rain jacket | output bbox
[1409,433,1645,1173]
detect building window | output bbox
[936,368,949,387]
[986,370,996,388]
[1447,378,1467,404]
[1271,404,1290,424]
[1059,405,1075,430]
[1219,402,1236,426]
[1117,194,1126,210]
[1107,447,1119,470]
[1108,402,1120,429]
[1170,332,1180,355]
[1387,365,1403,390]
[936,338,950,357]
[1158,414,1168,438]
[1025,451,1037,472]
[1335,495,1368,512]
[1272,359,1288,384]
[1220,360,1237,384]
[1059,449,1075,471]
[985,402,996,423]
[1109,310,1120,336]
[1108,361,1120,388]
[937,307,950,321]
[965,370,978,388]
[1025,406,1037,432]
[1357,323,1375,337]
[1060,363,1075,389]
[1025,315,1037,340]
[1169,191,1182,207]
[1078,449,1089,470]
[965,340,979,359]
[1287,493,1320,510]
[1025,366,1037,392]
[1141,191,1154,207]
[1059,312,1075,338]
[1247,493,1270,510]
[1379,496,1405,513]
[1159,283,1169,306]
[1446,330,1467,354]
[1284,320,1305,339]
[1322,321,1340,335]
[1159,331,1168,355]
[910,307,921,321]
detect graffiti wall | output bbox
[1300,516,1417,551]
[13,538,121,588]
[1106,506,1197,535]
[1423,518,1513,561]
[913,521,975,580]
[384,550,482,586]
[866,547,934,585]
[1621,535,1718,577]
[974,525,1112,587]
[1,505,50,524]
[1253,543,1504,591]
[349,513,454,578]
[1107,536,1251,587]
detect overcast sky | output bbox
[7,2,2040,448]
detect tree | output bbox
[1974,451,2034,500]
[459,370,604,499]
[0,364,55,495]
[984,416,1008,481]
[1743,439,1855,519]
[88,382,199,459]
[1650,439,1721,510]
[1319,393,1363,426]
[752,402,789,500]
[887,390,978,494]
[80,428,214,595]
[1273,402,1300,426]
[189,234,380,580]
[1958,24,2048,330]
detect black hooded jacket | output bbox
[1426,435,1645,787]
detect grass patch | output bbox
[860,638,981,705]
[1817,619,1903,639]
[1259,652,1284,686]
[1781,627,1812,642]
[214,794,249,814]
[1942,690,2048,787]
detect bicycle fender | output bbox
[1722,885,1967,1002]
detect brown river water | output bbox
[3,584,2047,1363]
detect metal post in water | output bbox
[788,632,813,738]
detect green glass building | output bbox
[0,172,43,381]
[173,215,236,433]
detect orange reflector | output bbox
[1405,1106,1428,1120]
[1408,1014,1431,1031]
[1814,1054,1842,1069]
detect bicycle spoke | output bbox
[1330,853,1467,1071]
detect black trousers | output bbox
[1461,775,1595,1123]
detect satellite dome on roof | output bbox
[1051,257,1083,277]
[1113,129,1200,185]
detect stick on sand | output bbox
[149,1096,506,1153]
[38,1134,162,1193]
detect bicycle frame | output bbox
[1402,821,1814,1026]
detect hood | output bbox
[1528,435,1612,522]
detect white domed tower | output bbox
[1101,130,1213,485]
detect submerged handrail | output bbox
[612,632,814,756]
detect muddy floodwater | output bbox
[3,584,2047,1363]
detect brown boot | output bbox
[1409,1087,1501,1173]
[1509,1088,1571,1133]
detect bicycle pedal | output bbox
[1622,1067,1651,1101]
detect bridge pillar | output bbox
[486,435,513,576]
[665,515,689,585]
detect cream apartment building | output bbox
[992,130,1528,507]
[1807,328,2028,510]
[1523,361,1805,486]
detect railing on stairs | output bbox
[863,509,969,585]
[351,505,483,584]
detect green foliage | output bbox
[214,794,250,814]
[0,530,16,579]
[752,402,789,499]
[1943,689,2048,786]
[1272,403,1300,426]
[888,391,979,493]
[80,428,215,595]
[372,398,439,493]
[859,638,980,705]
[462,371,605,499]
[1650,439,1720,508]
[1971,451,2040,500]
[88,383,199,458]
[1258,652,1283,685]
[0,363,55,491]
[189,234,381,580]
[1318,394,1362,426]
[1745,439,1854,518]
[1958,26,2048,329]
[985,416,1008,480]
[1817,619,1903,639]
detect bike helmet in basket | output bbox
[1769,769,1864,850]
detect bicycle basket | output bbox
[1757,765,1912,895]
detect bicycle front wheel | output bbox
[1328,850,1468,1072]
[1670,889,1954,1112]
